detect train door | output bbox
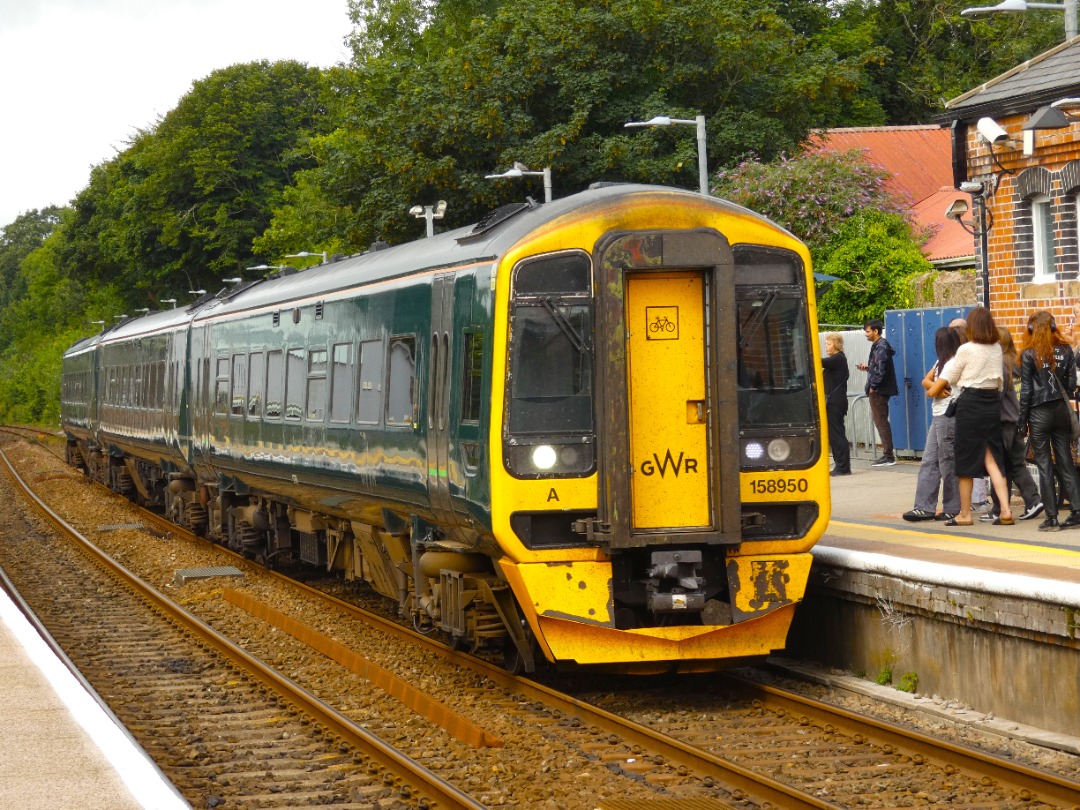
[625,272,710,530]
[593,230,741,549]
[426,273,455,519]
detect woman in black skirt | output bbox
[1018,310,1080,532]
[926,307,1013,526]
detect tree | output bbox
[710,148,911,258]
[815,210,929,324]
[58,60,331,309]
[0,208,62,311]
[259,0,888,254]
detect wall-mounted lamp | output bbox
[485,163,553,203]
[160,298,177,309]
[946,181,994,308]
[409,200,447,238]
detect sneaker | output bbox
[1019,502,1045,521]
[978,512,999,523]
[934,512,957,521]
[902,509,936,522]
[1039,517,1061,532]
[1061,513,1080,530]
[871,456,897,467]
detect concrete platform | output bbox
[789,456,1080,740]
[0,583,189,810]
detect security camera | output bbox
[977,117,1009,144]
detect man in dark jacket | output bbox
[858,318,898,466]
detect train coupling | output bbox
[645,550,706,614]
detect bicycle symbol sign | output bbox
[645,306,679,340]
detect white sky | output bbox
[0,0,353,228]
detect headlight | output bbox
[505,440,596,478]
[531,445,557,470]
[767,438,791,462]
[744,441,765,461]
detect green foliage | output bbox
[262,0,887,251]
[711,149,910,255]
[816,210,928,324]
[897,671,919,693]
[874,663,893,686]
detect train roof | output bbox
[192,184,781,323]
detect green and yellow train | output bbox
[61,184,830,673]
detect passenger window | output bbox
[461,331,484,424]
[306,348,328,421]
[358,339,384,424]
[248,352,265,417]
[386,336,417,426]
[330,343,352,423]
[231,353,247,416]
[265,350,284,418]
[285,348,305,420]
[214,358,230,415]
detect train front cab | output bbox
[490,202,829,672]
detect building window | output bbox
[1032,194,1055,281]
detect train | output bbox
[60,184,830,674]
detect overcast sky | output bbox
[0,0,352,228]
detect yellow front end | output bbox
[488,188,830,669]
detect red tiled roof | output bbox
[810,126,971,265]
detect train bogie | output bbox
[61,185,829,673]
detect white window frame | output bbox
[1032,194,1055,281]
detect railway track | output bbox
[3,428,1079,808]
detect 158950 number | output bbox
[749,477,809,495]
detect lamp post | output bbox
[222,277,242,285]
[485,164,553,203]
[285,251,328,264]
[90,319,105,329]
[625,114,709,195]
[409,201,447,238]
[961,0,1077,40]
[946,181,994,309]
[133,308,150,316]
[160,298,177,309]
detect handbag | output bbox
[943,389,961,418]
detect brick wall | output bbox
[966,116,1080,343]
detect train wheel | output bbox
[502,625,537,675]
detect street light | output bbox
[946,181,994,308]
[961,0,1077,40]
[625,114,709,195]
[133,308,150,315]
[285,251,328,264]
[189,289,206,297]
[160,298,177,309]
[485,163,553,203]
[222,277,243,285]
[90,319,105,328]
[409,200,447,238]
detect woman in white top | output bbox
[926,307,1012,526]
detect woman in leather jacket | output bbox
[1018,310,1080,532]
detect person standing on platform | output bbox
[1019,310,1080,532]
[857,318,898,467]
[903,327,961,521]
[823,333,851,476]
[926,307,1013,526]
[985,327,1043,522]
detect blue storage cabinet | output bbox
[883,306,969,454]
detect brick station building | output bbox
[942,37,1080,336]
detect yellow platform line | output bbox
[826,519,1080,565]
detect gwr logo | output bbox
[640,449,699,478]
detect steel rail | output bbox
[729,674,1080,808]
[0,442,487,810]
